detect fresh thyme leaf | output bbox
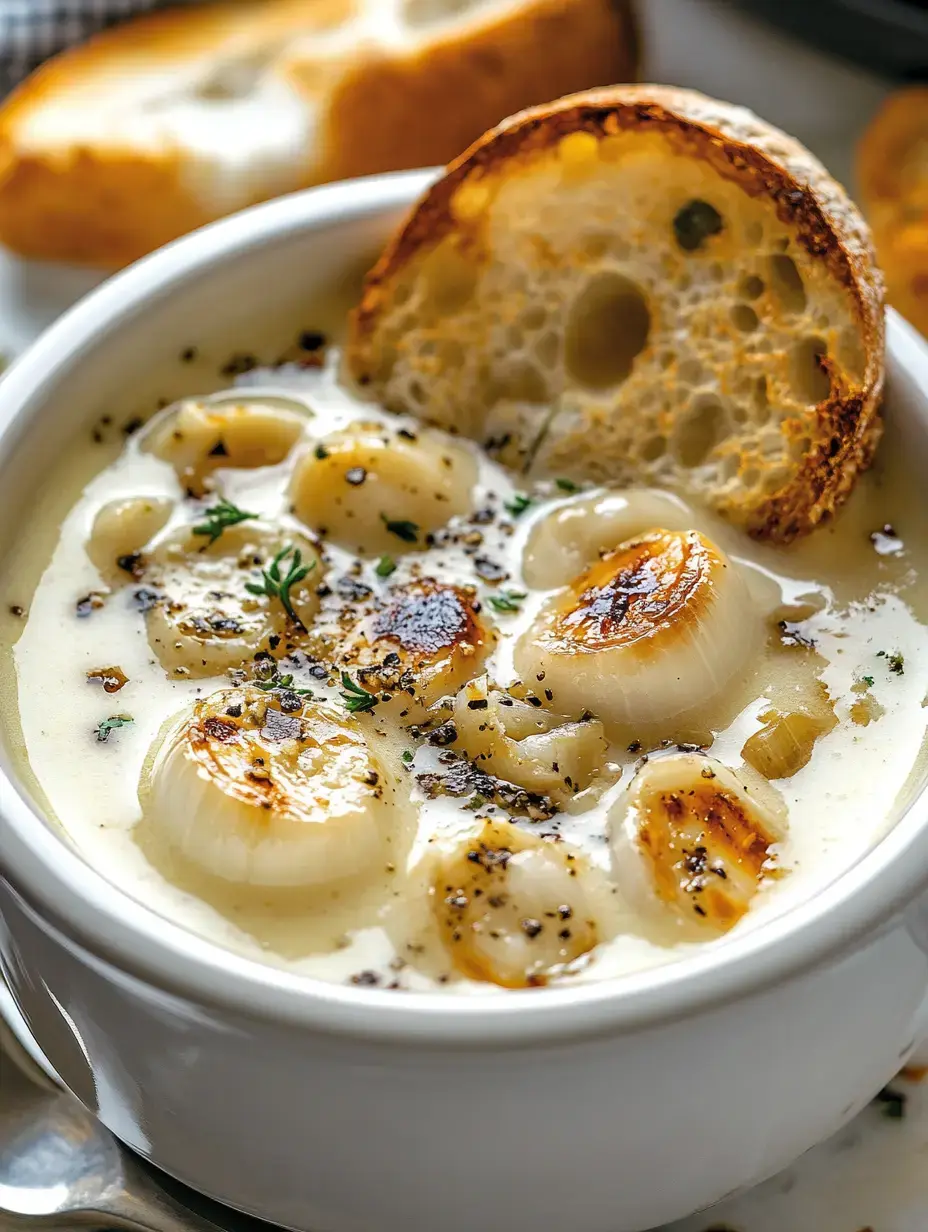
[861,675,875,688]
[380,514,419,544]
[487,589,527,614]
[505,492,533,517]
[401,749,414,764]
[555,477,580,493]
[193,496,257,545]
[464,792,488,812]
[339,671,379,714]
[244,544,315,625]
[95,715,133,743]
[375,555,397,578]
[314,443,329,460]
[253,670,312,696]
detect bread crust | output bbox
[349,85,885,542]
[0,0,638,269]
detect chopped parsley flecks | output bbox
[193,496,258,546]
[375,555,397,579]
[555,477,581,493]
[487,589,527,614]
[95,715,133,743]
[402,749,414,765]
[339,672,379,714]
[874,1085,907,1120]
[245,545,314,625]
[505,492,533,517]
[877,650,905,675]
[380,514,419,544]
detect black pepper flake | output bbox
[131,587,163,613]
[180,346,198,363]
[874,1085,907,1119]
[350,970,382,987]
[208,439,229,457]
[76,592,106,618]
[122,417,144,436]
[473,554,507,582]
[467,698,489,711]
[521,918,543,939]
[220,353,258,377]
[299,330,326,352]
[116,552,144,578]
[8,604,24,618]
[397,427,418,441]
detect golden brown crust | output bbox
[0,0,638,268]
[348,85,885,542]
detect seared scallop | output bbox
[514,528,759,730]
[290,420,477,555]
[432,821,601,988]
[142,521,323,678]
[339,579,493,709]
[610,753,785,937]
[142,687,394,887]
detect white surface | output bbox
[0,2,921,1230]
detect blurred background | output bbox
[0,0,922,345]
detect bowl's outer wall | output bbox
[2,173,928,1230]
[4,875,928,1232]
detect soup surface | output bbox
[3,325,928,994]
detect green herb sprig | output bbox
[254,670,312,696]
[193,496,257,546]
[555,477,580,494]
[505,492,533,517]
[95,715,133,743]
[380,514,419,544]
[375,555,397,578]
[339,672,379,714]
[245,544,314,625]
[487,589,527,614]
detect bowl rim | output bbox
[2,168,928,1047]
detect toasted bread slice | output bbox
[0,0,637,268]
[858,86,928,337]
[347,85,884,542]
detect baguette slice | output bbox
[347,85,885,542]
[0,0,637,268]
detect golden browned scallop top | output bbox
[338,578,494,706]
[182,687,375,819]
[371,579,485,657]
[638,776,776,927]
[546,529,719,655]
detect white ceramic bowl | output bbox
[3,170,928,1232]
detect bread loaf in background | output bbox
[858,87,928,337]
[0,0,638,268]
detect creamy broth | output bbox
[3,331,928,994]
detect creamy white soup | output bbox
[3,324,928,994]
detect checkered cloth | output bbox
[0,0,182,92]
